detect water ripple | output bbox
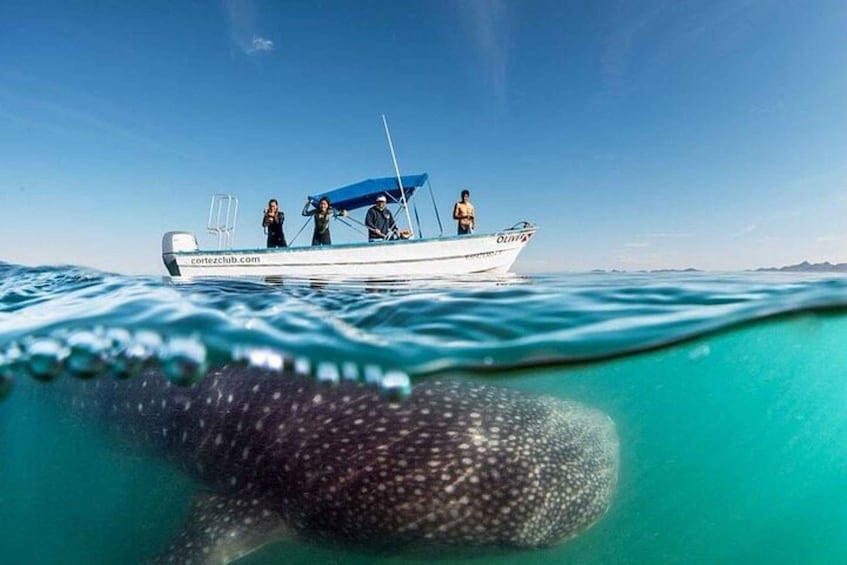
[2,263,847,385]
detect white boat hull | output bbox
[163,227,536,279]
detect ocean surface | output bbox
[1,262,846,564]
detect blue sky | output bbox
[1,0,846,274]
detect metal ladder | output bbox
[207,193,239,250]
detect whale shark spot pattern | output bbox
[70,366,618,560]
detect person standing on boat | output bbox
[453,189,475,235]
[301,196,346,246]
[262,199,287,248]
[365,195,398,241]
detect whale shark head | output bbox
[509,394,619,547]
[257,378,620,551]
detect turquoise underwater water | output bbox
[1,263,846,564]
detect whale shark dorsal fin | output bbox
[151,492,291,564]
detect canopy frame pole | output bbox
[289,217,311,246]
[382,114,415,239]
[335,215,368,236]
[412,199,423,238]
[426,179,443,236]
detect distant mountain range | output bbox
[589,268,703,273]
[587,262,847,274]
[755,261,847,273]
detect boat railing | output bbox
[506,221,535,231]
[207,193,239,249]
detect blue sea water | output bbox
[1,262,846,564]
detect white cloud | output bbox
[624,241,650,248]
[225,0,274,56]
[646,232,692,239]
[732,223,757,238]
[247,36,274,54]
[601,1,760,91]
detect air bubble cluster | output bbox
[0,328,208,396]
[231,346,411,399]
[0,328,412,402]
[160,336,208,386]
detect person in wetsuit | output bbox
[262,199,287,248]
[301,196,345,246]
[365,195,398,241]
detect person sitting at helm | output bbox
[365,194,398,241]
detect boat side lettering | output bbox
[496,232,533,244]
[464,251,498,260]
[189,255,261,266]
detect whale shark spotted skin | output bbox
[74,366,619,562]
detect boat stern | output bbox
[162,231,198,277]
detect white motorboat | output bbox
[162,172,536,279]
[162,117,535,280]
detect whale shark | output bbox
[70,366,619,562]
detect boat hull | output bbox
[163,227,536,279]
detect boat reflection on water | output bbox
[257,273,535,293]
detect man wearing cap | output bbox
[365,194,398,241]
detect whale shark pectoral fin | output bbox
[151,492,291,565]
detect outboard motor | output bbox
[162,231,198,277]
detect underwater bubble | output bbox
[4,343,24,365]
[380,371,412,401]
[25,338,69,382]
[254,350,283,372]
[265,351,285,372]
[112,350,147,380]
[235,347,285,372]
[294,357,311,378]
[103,328,132,356]
[161,336,208,387]
[689,344,711,360]
[341,361,359,382]
[316,362,340,386]
[0,343,27,382]
[231,345,258,366]
[114,331,164,380]
[111,357,142,380]
[66,331,108,379]
[128,331,164,359]
[364,364,383,385]
[0,353,13,400]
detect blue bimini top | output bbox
[307,173,429,212]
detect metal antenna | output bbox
[382,114,415,239]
